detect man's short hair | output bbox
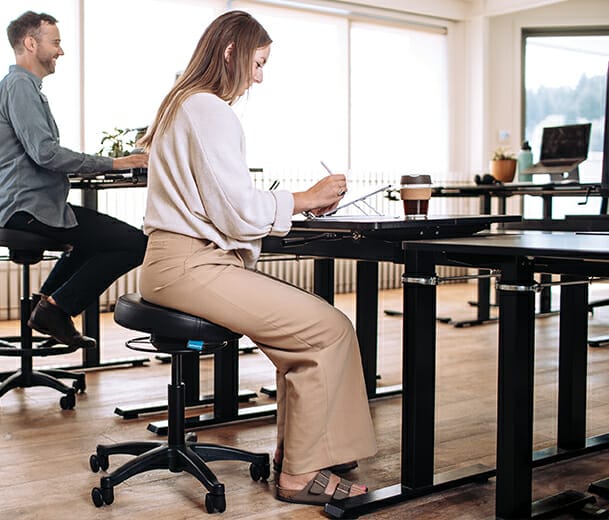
[7,11,58,51]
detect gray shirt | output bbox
[0,65,113,227]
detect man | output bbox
[0,11,148,348]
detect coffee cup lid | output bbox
[400,174,432,185]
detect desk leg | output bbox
[357,261,378,397]
[314,258,334,304]
[403,250,437,486]
[538,196,554,315]
[81,189,100,367]
[496,261,535,519]
[452,197,494,328]
[517,275,599,518]
[539,274,554,314]
[325,250,494,518]
[82,300,100,366]
[356,261,400,399]
[447,194,496,327]
[558,276,588,450]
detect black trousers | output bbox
[5,205,147,316]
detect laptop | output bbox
[521,122,592,181]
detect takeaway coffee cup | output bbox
[400,174,432,215]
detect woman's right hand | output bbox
[292,174,347,216]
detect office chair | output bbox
[90,293,269,513]
[0,228,86,409]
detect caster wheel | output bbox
[205,493,226,513]
[72,377,86,393]
[249,462,270,481]
[90,454,100,473]
[185,432,198,443]
[60,389,76,410]
[89,453,109,472]
[91,487,113,507]
[92,487,104,507]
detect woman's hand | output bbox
[292,174,347,216]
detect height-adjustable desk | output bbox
[332,231,609,520]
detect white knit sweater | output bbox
[144,92,294,268]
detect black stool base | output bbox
[91,440,269,513]
[0,368,85,409]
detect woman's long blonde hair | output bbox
[140,10,271,149]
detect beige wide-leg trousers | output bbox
[139,231,377,475]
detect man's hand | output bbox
[112,153,149,170]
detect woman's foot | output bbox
[273,448,358,474]
[276,469,367,505]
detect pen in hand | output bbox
[320,160,346,196]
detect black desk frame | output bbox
[428,182,602,327]
[327,232,609,519]
[262,215,518,400]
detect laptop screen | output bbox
[540,123,592,162]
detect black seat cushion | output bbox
[0,228,71,264]
[114,293,241,344]
[0,227,70,251]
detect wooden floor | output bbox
[2,283,609,519]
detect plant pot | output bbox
[489,159,517,183]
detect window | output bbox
[233,2,349,183]
[523,31,609,218]
[81,0,223,226]
[234,2,448,216]
[82,0,221,154]
[350,21,448,176]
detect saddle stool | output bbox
[90,293,270,514]
[0,228,86,409]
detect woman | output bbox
[139,10,376,506]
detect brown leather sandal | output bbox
[276,469,364,505]
[273,459,358,474]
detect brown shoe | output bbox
[28,299,96,349]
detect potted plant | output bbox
[97,127,146,158]
[489,147,517,182]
